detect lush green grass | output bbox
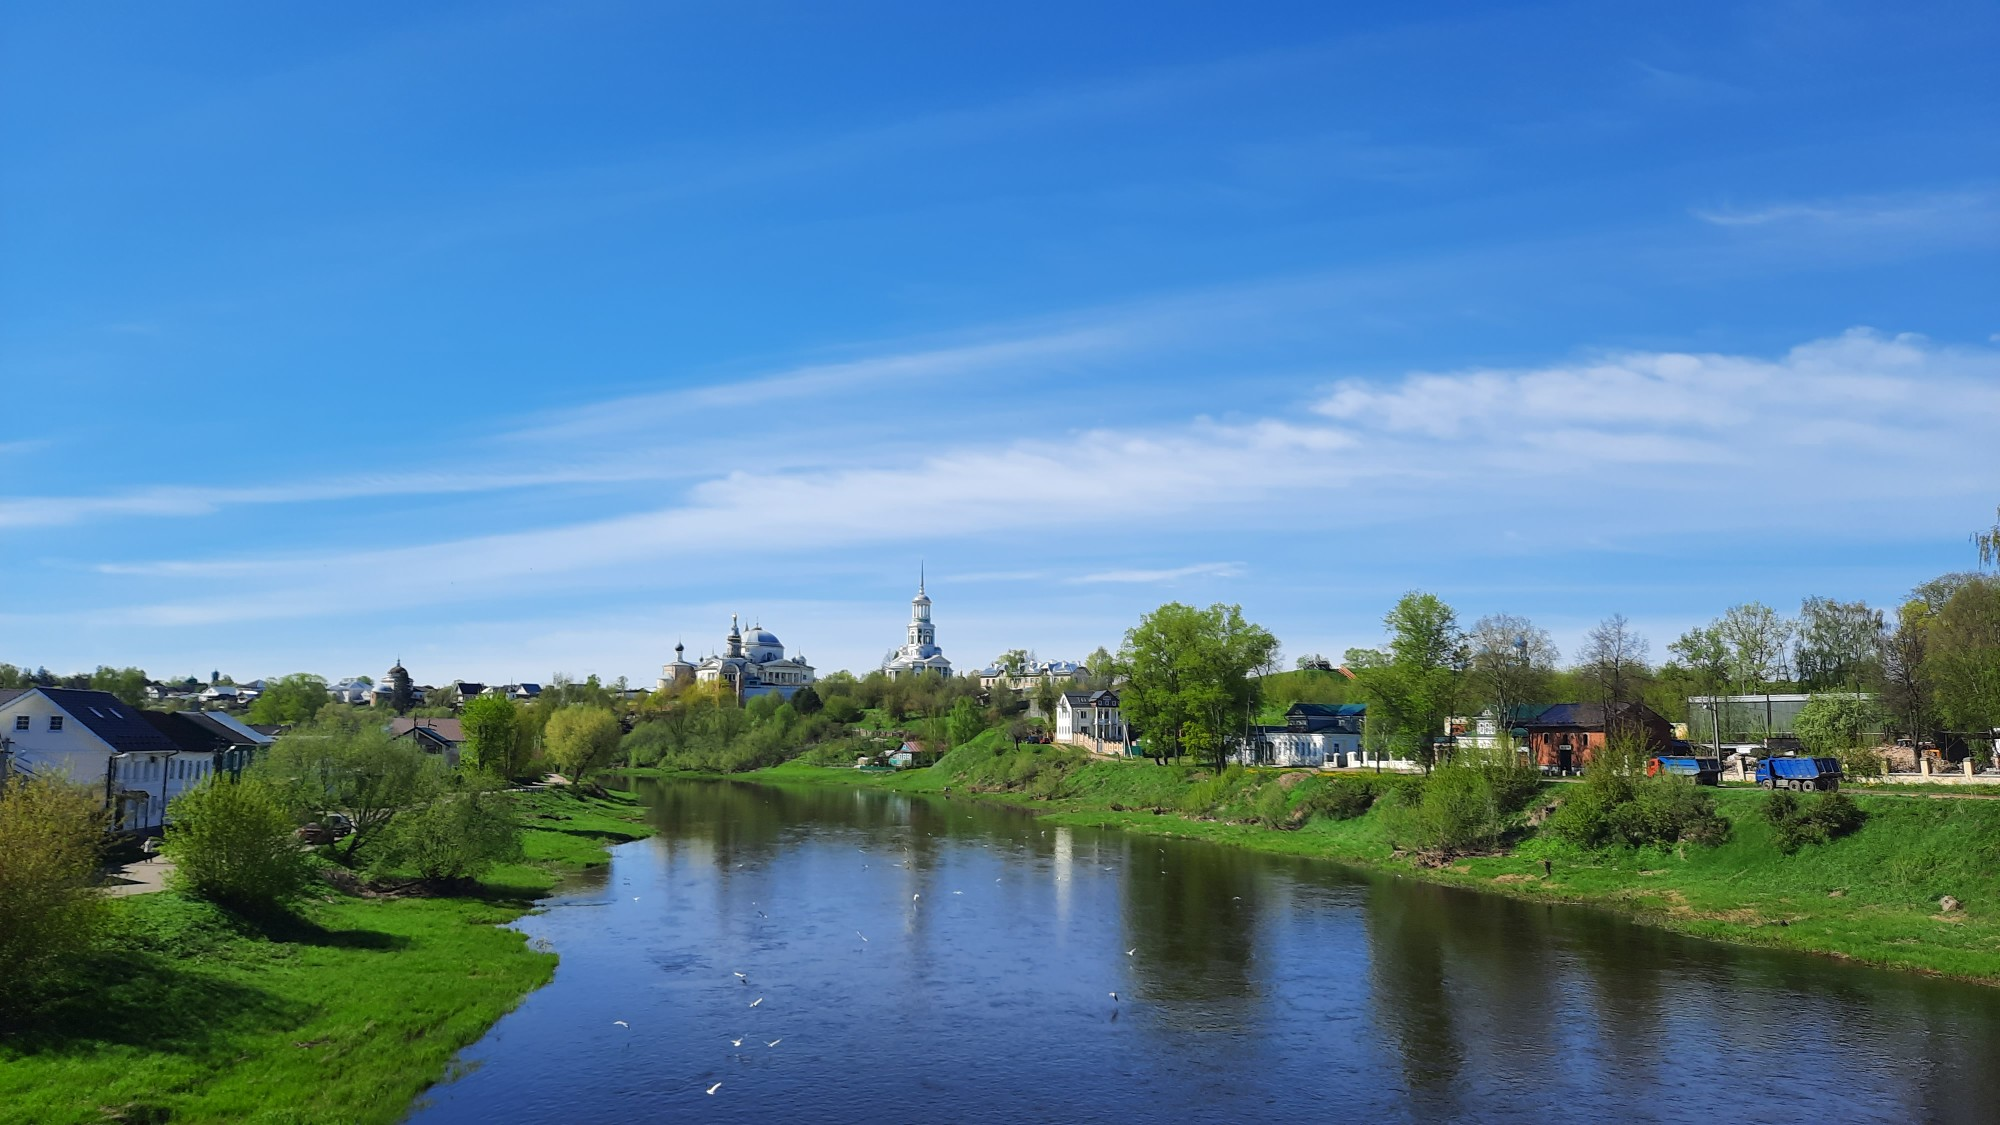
[751,747,2000,983]
[0,786,652,1125]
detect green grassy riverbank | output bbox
[745,742,2000,984]
[0,789,652,1125]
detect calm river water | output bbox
[404,778,2000,1124]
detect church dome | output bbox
[746,628,781,647]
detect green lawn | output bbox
[0,786,653,1125]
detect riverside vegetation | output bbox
[738,727,2000,982]
[0,714,651,1125]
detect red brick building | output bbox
[1520,702,1672,772]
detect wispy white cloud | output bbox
[509,326,1132,444]
[1069,562,1245,584]
[70,329,2000,630]
[0,464,687,530]
[1692,189,1997,230]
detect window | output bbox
[48,715,63,732]
[12,715,25,731]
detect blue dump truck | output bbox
[1756,756,1843,792]
[1648,756,1723,785]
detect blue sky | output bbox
[3,0,1997,686]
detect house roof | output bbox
[1519,702,1664,730]
[0,686,29,709]
[38,688,180,753]
[1287,703,1366,717]
[388,717,467,744]
[141,710,275,752]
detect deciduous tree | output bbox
[1345,593,1465,772]
[544,705,622,784]
[247,673,332,725]
[255,713,443,864]
[1119,602,1280,768]
[1465,614,1557,732]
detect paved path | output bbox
[102,854,173,896]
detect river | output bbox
[404,777,2000,1124]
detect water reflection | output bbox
[405,777,2000,1125]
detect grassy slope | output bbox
[753,742,2000,983]
[0,788,652,1125]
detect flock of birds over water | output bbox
[595,815,1208,1100]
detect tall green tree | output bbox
[946,697,985,747]
[1345,593,1465,771]
[247,673,331,725]
[1928,578,2000,738]
[1118,602,1280,769]
[459,694,526,778]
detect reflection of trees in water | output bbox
[1119,836,1261,1022]
[1364,881,1465,1098]
[627,777,2000,1122]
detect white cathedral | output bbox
[660,615,816,701]
[882,573,953,678]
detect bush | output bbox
[1383,765,1503,855]
[1546,772,1729,851]
[821,695,864,724]
[371,784,523,885]
[1763,790,1867,854]
[1299,777,1382,821]
[1463,748,1542,814]
[1254,783,1291,829]
[165,777,317,913]
[0,777,107,1006]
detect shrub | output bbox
[371,784,523,885]
[165,777,316,912]
[1763,790,1867,854]
[1383,765,1503,854]
[1546,772,1728,851]
[1254,783,1291,828]
[1299,777,1381,821]
[1463,748,1542,814]
[0,776,107,1006]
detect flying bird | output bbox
[613,1020,628,1027]
[706,1082,722,1096]
[857,931,869,941]
[1126,948,1136,956]
[913,893,920,900]
[734,972,746,978]
[750,997,763,1007]
[952,891,963,895]
[731,1037,743,1047]
[1109,992,1118,1001]
[767,1038,783,1047]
